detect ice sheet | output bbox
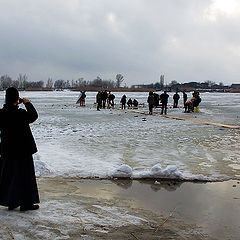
[0,91,239,181]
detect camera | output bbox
[19,98,23,104]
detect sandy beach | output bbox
[0,178,239,239]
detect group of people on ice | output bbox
[96,90,116,111]
[120,95,138,109]
[184,91,201,113]
[76,89,201,114]
[96,91,139,111]
[147,90,201,115]
[147,90,169,115]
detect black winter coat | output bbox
[0,102,39,207]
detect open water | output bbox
[0,91,239,181]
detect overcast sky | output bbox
[0,0,240,86]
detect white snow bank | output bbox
[34,159,227,181]
[33,154,51,177]
[109,164,215,181]
[110,164,133,178]
[134,164,213,181]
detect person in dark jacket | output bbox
[182,91,188,112]
[133,99,138,108]
[153,93,160,107]
[160,91,169,114]
[0,87,39,211]
[96,91,102,111]
[102,90,108,109]
[173,91,180,108]
[120,95,127,109]
[109,93,115,108]
[191,91,201,112]
[147,91,155,115]
[127,98,133,108]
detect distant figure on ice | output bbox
[191,91,201,112]
[173,91,180,108]
[184,100,193,113]
[76,91,82,105]
[0,87,40,211]
[153,93,160,107]
[81,91,86,106]
[133,99,138,108]
[107,91,111,108]
[120,94,127,109]
[127,98,133,108]
[96,91,102,111]
[182,91,188,112]
[102,90,108,109]
[147,91,155,115]
[160,90,169,114]
[76,91,86,106]
[109,92,115,108]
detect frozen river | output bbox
[0,90,239,181]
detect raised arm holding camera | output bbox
[0,87,40,211]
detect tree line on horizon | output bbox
[0,74,125,90]
[0,73,231,91]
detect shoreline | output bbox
[1,178,239,239]
[1,88,240,93]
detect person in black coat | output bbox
[96,91,102,111]
[160,91,169,114]
[133,99,138,108]
[147,91,155,115]
[127,98,133,108]
[182,91,188,112]
[102,90,108,109]
[0,87,40,211]
[120,94,127,109]
[173,91,180,108]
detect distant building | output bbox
[230,84,240,92]
[231,84,240,89]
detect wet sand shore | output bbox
[0,178,239,239]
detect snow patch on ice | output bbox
[109,164,215,181]
[135,164,214,181]
[33,154,51,177]
[110,164,133,178]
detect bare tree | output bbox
[116,74,124,88]
[12,80,20,88]
[91,76,103,87]
[204,80,216,88]
[0,75,12,89]
[169,80,178,86]
[54,79,65,89]
[17,74,28,89]
[46,78,53,88]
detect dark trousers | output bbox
[149,104,153,114]
[173,100,178,108]
[97,102,101,110]
[161,103,167,114]
[102,99,106,108]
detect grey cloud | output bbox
[0,0,240,85]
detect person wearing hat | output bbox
[0,87,40,211]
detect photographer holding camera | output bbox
[0,87,40,211]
